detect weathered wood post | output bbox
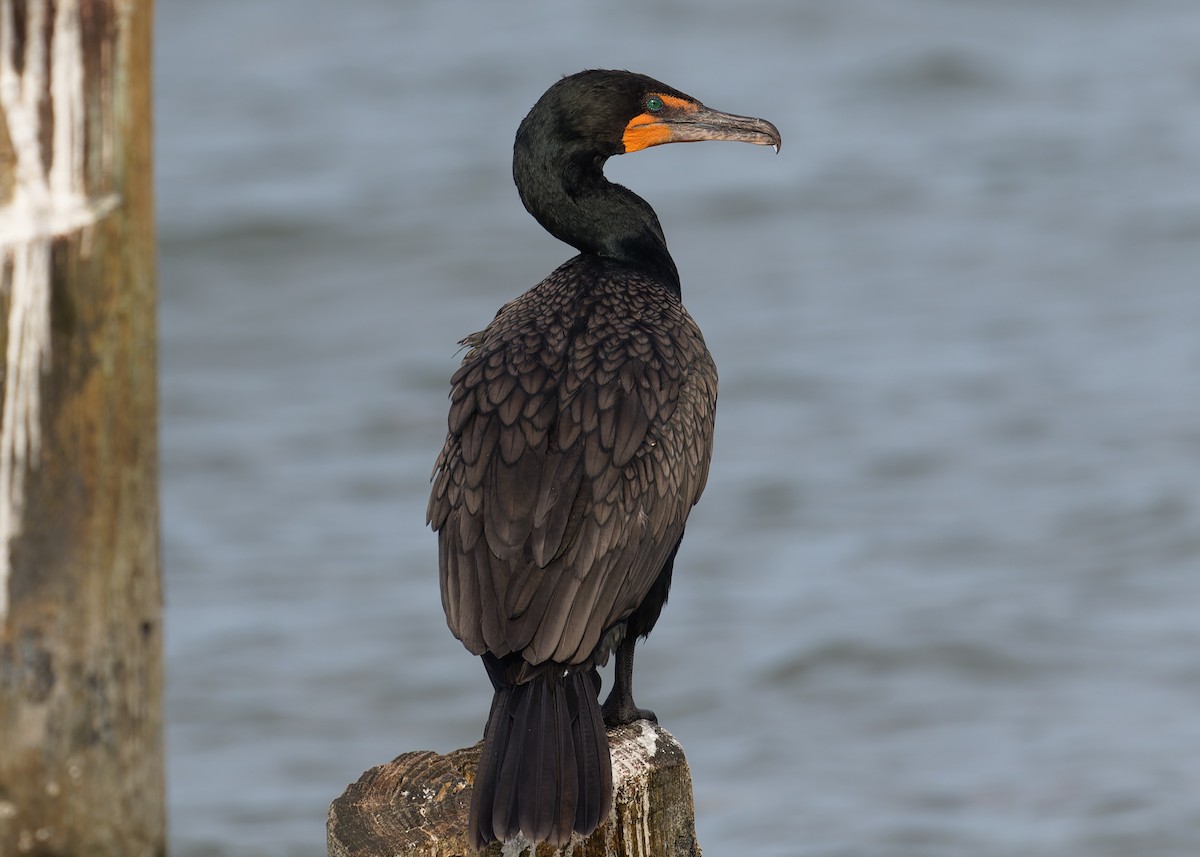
[0,1,162,856]
[328,721,702,857]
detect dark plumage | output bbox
[427,69,780,850]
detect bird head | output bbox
[519,69,782,162]
[512,70,781,283]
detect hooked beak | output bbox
[623,101,782,154]
[662,105,782,151]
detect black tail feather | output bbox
[470,665,612,850]
[569,670,611,836]
[470,687,509,847]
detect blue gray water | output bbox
[157,2,1200,855]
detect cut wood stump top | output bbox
[327,721,702,857]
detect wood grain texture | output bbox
[328,721,702,857]
[0,2,163,855]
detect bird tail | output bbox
[470,663,612,850]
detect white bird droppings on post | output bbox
[0,0,119,622]
[604,720,663,857]
[492,722,670,856]
[501,832,534,857]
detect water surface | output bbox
[158,2,1200,854]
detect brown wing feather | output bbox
[428,256,717,667]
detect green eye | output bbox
[646,96,664,113]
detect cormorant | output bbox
[428,69,780,850]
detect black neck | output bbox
[513,139,681,295]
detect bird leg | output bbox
[601,635,656,726]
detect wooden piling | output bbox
[328,721,703,857]
[0,1,163,856]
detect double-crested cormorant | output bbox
[428,69,780,850]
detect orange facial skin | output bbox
[622,94,698,152]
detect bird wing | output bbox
[428,264,716,667]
